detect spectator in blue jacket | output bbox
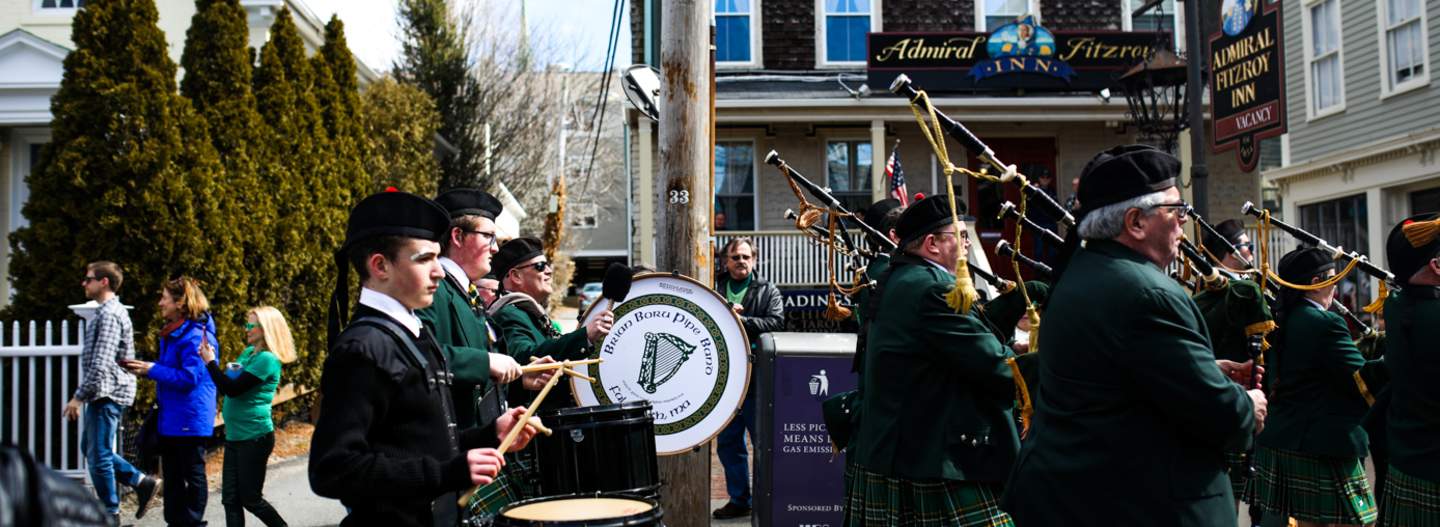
[123,276,218,527]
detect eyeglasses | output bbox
[1234,242,1254,250]
[459,228,498,247]
[1146,201,1192,219]
[933,230,971,241]
[82,276,101,283]
[526,261,551,273]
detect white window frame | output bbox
[8,129,49,235]
[1302,0,1347,120]
[32,0,84,14]
[715,139,760,232]
[821,136,875,211]
[815,0,882,68]
[975,0,1040,32]
[1121,0,1182,32]
[716,0,763,69]
[1376,0,1430,98]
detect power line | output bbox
[580,0,625,191]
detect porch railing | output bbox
[720,227,1301,288]
[716,231,849,287]
[0,320,87,478]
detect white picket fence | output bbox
[0,320,89,478]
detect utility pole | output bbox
[656,1,712,526]
[1184,0,1209,217]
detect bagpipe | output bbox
[1236,202,1391,404]
[766,150,1023,315]
[886,74,1054,432]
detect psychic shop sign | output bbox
[1209,0,1287,172]
[781,288,860,334]
[867,28,1169,93]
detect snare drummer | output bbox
[309,192,540,527]
[488,237,614,415]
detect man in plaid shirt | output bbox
[62,261,160,523]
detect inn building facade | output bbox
[625,0,1264,297]
[1262,0,1440,307]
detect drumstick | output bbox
[459,369,563,506]
[519,357,602,373]
[527,416,553,436]
[562,367,596,383]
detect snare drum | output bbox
[535,401,660,498]
[493,495,663,526]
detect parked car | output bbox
[578,282,603,313]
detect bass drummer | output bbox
[488,237,615,415]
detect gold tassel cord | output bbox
[906,87,1044,432]
[1007,357,1033,436]
[1402,217,1440,248]
[822,212,854,321]
[1255,209,1389,318]
[1353,371,1376,407]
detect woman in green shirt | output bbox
[201,306,294,527]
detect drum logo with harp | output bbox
[576,273,751,455]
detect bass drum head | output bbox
[495,495,662,526]
[574,273,750,455]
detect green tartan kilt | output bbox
[462,453,542,525]
[1246,446,1378,525]
[1225,448,1252,498]
[1381,465,1440,527]
[843,462,1014,527]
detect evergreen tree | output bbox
[359,77,442,196]
[5,0,237,343]
[253,8,339,388]
[312,16,368,202]
[180,0,270,358]
[395,0,484,190]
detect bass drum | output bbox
[493,495,663,527]
[535,401,660,498]
[575,273,750,455]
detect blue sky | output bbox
[301,0,634,73]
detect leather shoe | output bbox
[712,502,751,519]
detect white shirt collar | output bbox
[1304,297,1327,311]
[358,287,422,337]
[925,257,955,277]
[439,257,470,290]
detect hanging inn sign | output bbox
[866,16,1170,93]
[1209,0,1287,172]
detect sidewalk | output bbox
[125,454,344,527]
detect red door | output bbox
[966,138,1058,282]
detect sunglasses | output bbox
[525,261,551,273]
[82,276,101,283]
[244,322,258,331]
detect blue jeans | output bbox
[82,399,143,514]
[716,388,756,507]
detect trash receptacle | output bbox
[755,331,858,527]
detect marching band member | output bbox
[309,192,538,527]
[1003,145,1263,527]
[1246,246,1381,527]
[1378,212,1440,526]
[845,195,1019,527]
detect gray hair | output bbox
[1077,190,1171,240]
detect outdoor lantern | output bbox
[1118,47,1190,154]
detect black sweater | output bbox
[309,306,499,527]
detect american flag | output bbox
[885,148,908,206]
